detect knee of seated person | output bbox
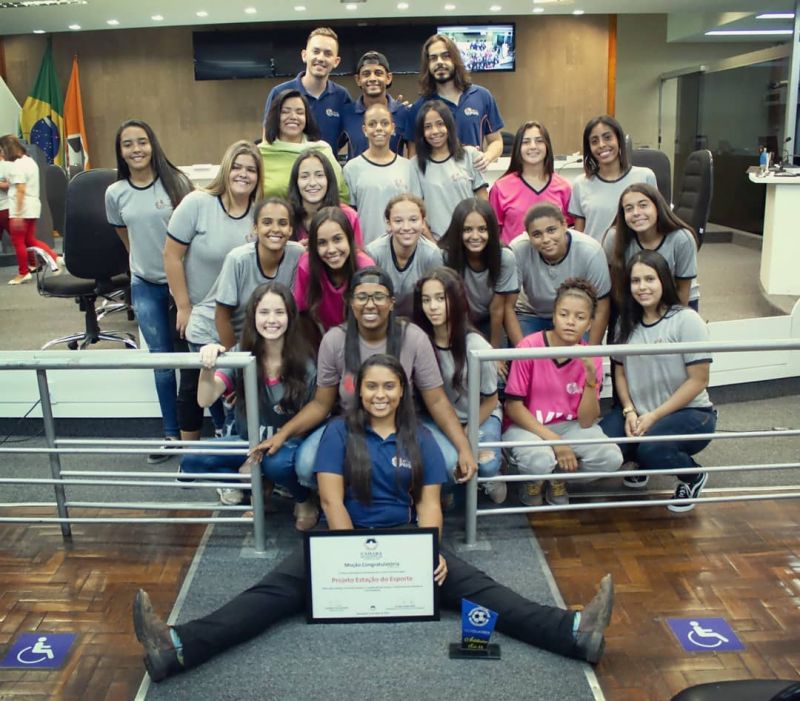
[477,449,501,477]
[636,441,671,468]
[513,452,556,475]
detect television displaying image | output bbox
[436,24,515,73]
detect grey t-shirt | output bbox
[409,151,487,239]
[167,191,253,305]
[365,234,443,316]
[343,154,412,246]
[105,177,178,285]
[316,323,443,410]
[185,240,305,345]
[436,332,500,422]
[603,227,699,302]
[612,306,712,414]
[446,246,519,322]
[568,166,657,242]
[509,230,611,318]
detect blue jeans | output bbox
[179,435,310,503]
[177,340,226,433]
[599,406,717,483]
[515,312,553,339]
[131,276,179,438]
[294,424,327,489]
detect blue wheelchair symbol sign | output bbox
[1,633,76,669]
[667,617,744,653]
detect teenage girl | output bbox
[343,102,412,245]
[134,353,614,683]
[503,279,622,507]
[409,100,487,239]
[489,121,573,244]
[364,193,443,317]
[438,197,518,354]
[413,267,506,503]
[165,140,262,442]
[604,183,699,313]
[259,88,349,201]
[106,120,194,457]
[568,115,657,242]
[287,148,363,245]
[599,250,715,512]
[292,206,374,333]
[181,283,319,530]
[185,197,305,351]
[0,135,61,285]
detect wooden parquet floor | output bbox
[1,500,799,700]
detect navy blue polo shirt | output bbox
[341,95,409,161]
[405,84,504,148]
[314,417,448,528]
[263,72,353,151]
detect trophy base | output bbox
[449,643,502,660]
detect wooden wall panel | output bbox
[2,16,608,167]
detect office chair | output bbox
[631,148,672,204]
[673,149,713,248]
[670,680,800,701]
[501,131,515,157]
[45,163,68,237]
[29,168,137,350]
[22,142,55,249]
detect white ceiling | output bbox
[0,0,794,40]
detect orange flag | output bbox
[63,54,90,170]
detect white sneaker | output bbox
[8,273,32,285]
[483,480,507,504]
[216,487,244,505]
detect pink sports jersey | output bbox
[489,172,573,245]
[503,331,602,427]
[293,250,374,331]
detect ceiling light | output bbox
[244,6,256,12]
[444,3,456,9]
[397,1,409,8]
[294,4,306,9]
[572,9,584,15]
[196,10,208,17]
[532,6,543,11]
[345,2,358,9]
[68,23,80,29]
[106,19,119,25]
[33,29,46,33]
[705,29,793,36]
[151,14,164,20]
[490,4,501,10]
[756,13,795,20]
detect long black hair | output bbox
[263,89,321,143]
[439,197,502,288]
[412,266,476,397]
[414,100,464,174]
[113,119,193,208]
[344,354,423,505]
[503,120,555,178]
[344,267,405,377]
[236,282,311,415]
[287,148,342,237]
[419,34,471,96]
[581,115,630,178]
[617,250,683,344]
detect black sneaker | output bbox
[668,472,708,513]
[147,437,178,465]
[622,474,650,489]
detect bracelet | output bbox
[584,382,597,389]
[622,406,636,416]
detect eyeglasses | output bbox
[352,291,391,306]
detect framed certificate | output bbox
[304,528,440,623]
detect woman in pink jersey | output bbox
[293,206,373,339]
[503,278,621,506]
[489,121,572,245]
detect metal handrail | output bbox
[0,350,269,553]
[465,338,800,546]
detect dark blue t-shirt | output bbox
[263,73,353,151]
[313,417,448,528]
[341,95,409,161]
[405,84,504,148]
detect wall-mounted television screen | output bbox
[436,24,515,73]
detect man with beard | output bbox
[404,34,504,171]
[341,51,410,161]
[261,27,352,151]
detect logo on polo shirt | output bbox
[325,108,340,118]
[566,382,581,395]
[391,456,412,470]
[463,107,480,117]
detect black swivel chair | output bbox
[631,148,672,204]
[670,680,800,701]
[501,130,515,157]
[45,163,68,237]
[22,142,55,248]
[28,168,137,350]
[673,149,713,248]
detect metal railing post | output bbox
[35,368,71,538]
[243,358,266,554]
[465,351,481,546]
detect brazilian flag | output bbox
[19,40,65,165]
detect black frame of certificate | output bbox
[304,528,440,624]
